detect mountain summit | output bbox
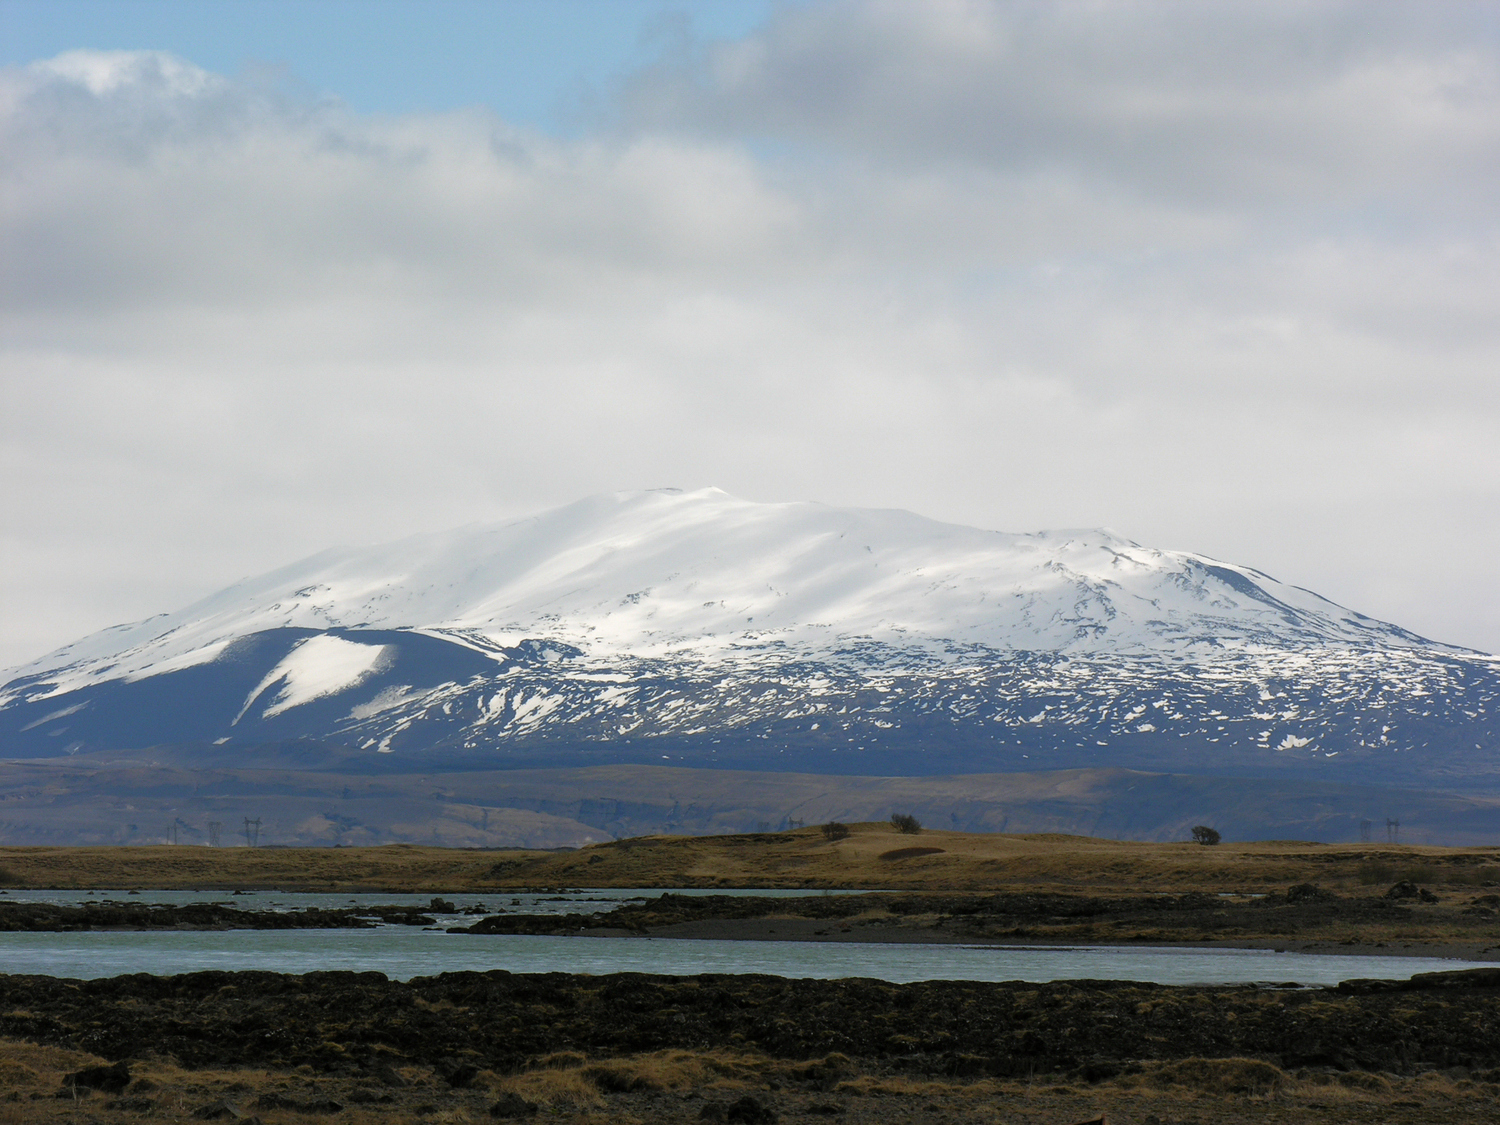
[5,487,1451,680]
[2,489,1495,786]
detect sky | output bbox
[2,0,1498,669]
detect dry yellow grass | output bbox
[3,1037,1499,1124]
[0,841,502,891]
[2,821,1498,894]
[548,822,1500,894]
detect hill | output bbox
[3,822,1497,895]
[4,755,1500,849]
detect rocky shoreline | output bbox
[458,886,1500,958]
[0,898,466,931]
[7,885,1500,961]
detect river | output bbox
[2,887,1494,986]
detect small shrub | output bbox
[1190,825,1221,846]
[820,822,850,841]
[890,813,921,835]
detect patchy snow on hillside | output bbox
[236,635,393,722]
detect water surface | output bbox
[1,927,1491,987]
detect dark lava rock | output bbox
[702,1095,779,1122]
[347,1089,394,1104]
[106,1096,157,1111]
[1286,883,1334,904]
[793,1054,852,1090]
[191,1099,260,1121]
[255,1092,343,1113]
[437,1058,480,1088]
[725,1094,779,1123]
[461,887,1422,942]
[63,1060,130,1092]
[366,907,438,926]
[364,1060,409,1087]
[1078,1058,1123,1082]
[0,901,376,932]
[5,966,1500,1082]
[489,1091,539,1117]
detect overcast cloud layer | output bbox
[3,0,1499,667]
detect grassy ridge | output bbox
[3,822,1499,893]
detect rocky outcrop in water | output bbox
[0,901,439,931]
[457,888,1432,943]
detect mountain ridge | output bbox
[4,487,1469,689]
[1,489,1494,794]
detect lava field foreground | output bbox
[3,967,1500,1123]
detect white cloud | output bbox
[3,2,1499,668]
[29,48,224,98]
[623,0,1500,211]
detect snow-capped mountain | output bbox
[2,488,1495,786]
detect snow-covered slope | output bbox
[4,488,1449,692]
[2,489,1495,784]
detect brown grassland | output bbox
[3,821,1499,895]
[4,1036,1500,1125]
